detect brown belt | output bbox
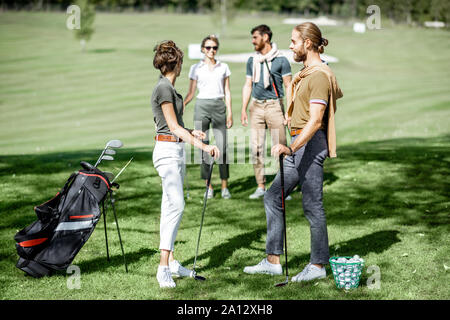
[155,135,183,143]
[290,128,303,136]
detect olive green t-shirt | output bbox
[151,75,184,136]
[290,70,330,130]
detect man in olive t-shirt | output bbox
[244,23,343,283]
[289,71,330,131]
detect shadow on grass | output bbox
[290,230,401,267]
[73,247,158,275]
[181,227,267,272]
[323,134,450,229]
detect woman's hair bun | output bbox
[153,40,184,74]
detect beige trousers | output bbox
[249,98,287,185]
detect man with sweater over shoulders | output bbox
[241,24,292,200]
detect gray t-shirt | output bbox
[151,75,184,136]
[246,56,291,100]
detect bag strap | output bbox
[60,172,77,195]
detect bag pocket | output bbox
[15,218,58,259]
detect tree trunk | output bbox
[80,39,86,53]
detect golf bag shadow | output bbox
[14,161,128,278]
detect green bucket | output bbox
[329,256,364,290]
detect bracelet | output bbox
[287,146,294,155]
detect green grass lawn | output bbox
[0,11,449,300]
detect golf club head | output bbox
[275,277,289,287]
[191,271,206,281]
[104,149,116,155]
[194,275,206,281]
[101,155,114,161]
[106,139,123,149]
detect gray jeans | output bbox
[264,129,330,265]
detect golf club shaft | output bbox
[279,154,288,279]
[111,157,133,183]
[94,149,107,167]
[192,161,214,273]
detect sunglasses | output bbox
[204,46,218,51]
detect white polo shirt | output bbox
[188,60,231,99]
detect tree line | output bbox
[1,0,449,25]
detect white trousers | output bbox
[153,141,186,252]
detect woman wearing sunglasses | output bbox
[184,35,233,199]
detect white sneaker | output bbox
[291,263,326,282]
[249,187,265,199]
[204,188,214,199]
[243,258,282,275]
[156,265,176,288]
[169,260,194,278]
[221,188,231,199]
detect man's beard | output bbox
[254,42,265,52]
[293,47,306,63]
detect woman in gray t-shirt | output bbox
[151,40,219,289]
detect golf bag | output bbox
[14,161,127,278]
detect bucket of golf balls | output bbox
[329,255,364,290]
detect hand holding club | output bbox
[271,144,292,158]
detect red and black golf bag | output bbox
[14,161,127,278]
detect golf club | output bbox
[275,154,289,287]
[185,168,190,199]
[191,159,215,281]
[104,149,116,156]
[95,139,123,167]
[111,157,133,184]
[100,155,114,163]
